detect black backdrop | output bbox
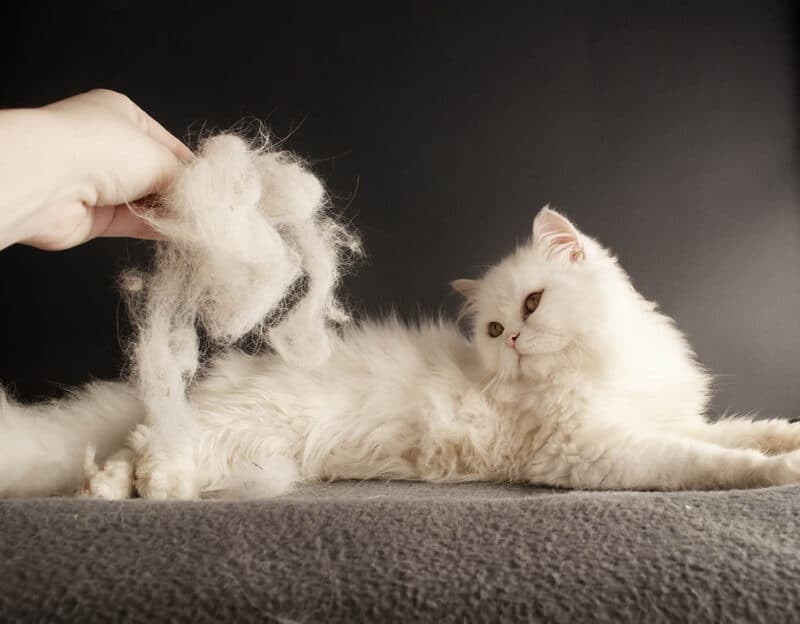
[1,1,798,418]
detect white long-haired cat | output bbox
[2,206,800,499]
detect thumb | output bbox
[92,202,165,241]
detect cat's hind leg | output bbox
[128,423,298,500]
[201,455,298,500]
[680,416,800,455]
[528,424,800,491]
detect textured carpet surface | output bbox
[2,481,800,623]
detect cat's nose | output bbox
[506,332,520,348]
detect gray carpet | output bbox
[2,481,800,622]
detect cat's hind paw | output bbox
[130,425,199,500]
[82,447,135,500]
[134,461,198,500]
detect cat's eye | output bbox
[487,321,504,338]
[524,291,543,316]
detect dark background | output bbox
[0,1,797,418]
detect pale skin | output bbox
[0,89,193,251]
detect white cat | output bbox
[3,206,800,499]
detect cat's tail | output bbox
[0,381,143,497]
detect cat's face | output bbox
[453,206,628,382]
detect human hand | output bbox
[0,89,193,251]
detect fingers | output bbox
[34,88,192,246]
[93,203,164,241]
[134,107,195,164]
[59,88,195,163]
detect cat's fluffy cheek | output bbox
[474,337,511,377]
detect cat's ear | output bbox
[532,205,585,262]
[450,279,480,301]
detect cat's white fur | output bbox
[3,206,800,499]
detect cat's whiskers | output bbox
[480,366,509,395]
[480,373,500,394]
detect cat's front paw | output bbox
[130,424,199,500]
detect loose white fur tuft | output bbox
[122,133,359,499]
[3,131,800,500]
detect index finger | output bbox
[135,108,195,163]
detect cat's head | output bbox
[452,206,634,383]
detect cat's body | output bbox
[3,207,800,499]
